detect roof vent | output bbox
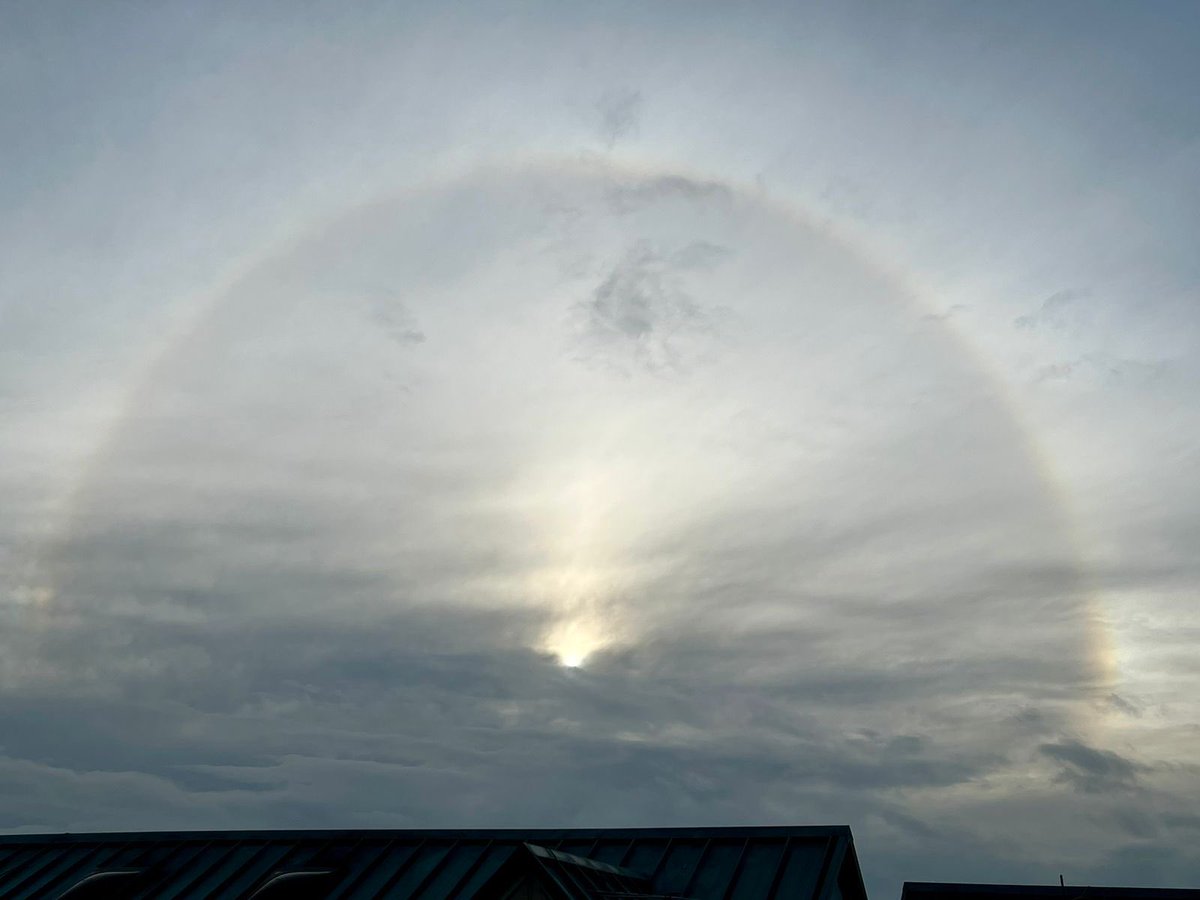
[247,868,339,899]
[55,869,145,899]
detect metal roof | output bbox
[0,826,865,900]
[903,885,1200,900]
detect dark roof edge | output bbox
[0,824,854,844]
[839,831,870,900]
[817,831,851,900]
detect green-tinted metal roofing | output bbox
[0,825,866,900]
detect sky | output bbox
[2,1,1199,895]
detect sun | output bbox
[544,616,605,670]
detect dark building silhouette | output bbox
[0,825,865,899]
[3,826,1197,899]
[903,884,1200,900]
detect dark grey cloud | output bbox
[1039,740,1147,794]
[1094,841,1200,888]
[2,521,1193,895]
[0,592,1066,813]
[1105,693,1144,718]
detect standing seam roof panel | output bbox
[689,840,745,899]
[30,844,126,900]
[378,843,452,897]
[10,845,99,900]
[199,842,294,900]
[324,840,398,900]
[412,842,488,900]
[450,843,516,899]
[0,825,864,900]
[728,841,789,900]
[343,841,424,899]
[0,846,67,897]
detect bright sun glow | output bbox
[543,610,608,671]
[547,619,603,669]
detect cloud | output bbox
[0,65,1195,900]
[820,175,876,221]
[670,240,731,270]
[1094,841,1200,888]
[1015,289,1089,332]
[1039,739,1147,794]
[8,165,1110,869]
[1033,352,1170,385]
[370,298,425,347]
[596,88,642,147]
[606,175,731,214]
[0,592,1066,831]
[1105,693,1143,718]
[1033,360,1079,382]
[921,304,968,323]
[572,240,724,373]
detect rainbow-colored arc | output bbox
[25,153,1118,708]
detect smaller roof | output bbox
[903,884,1200,900]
